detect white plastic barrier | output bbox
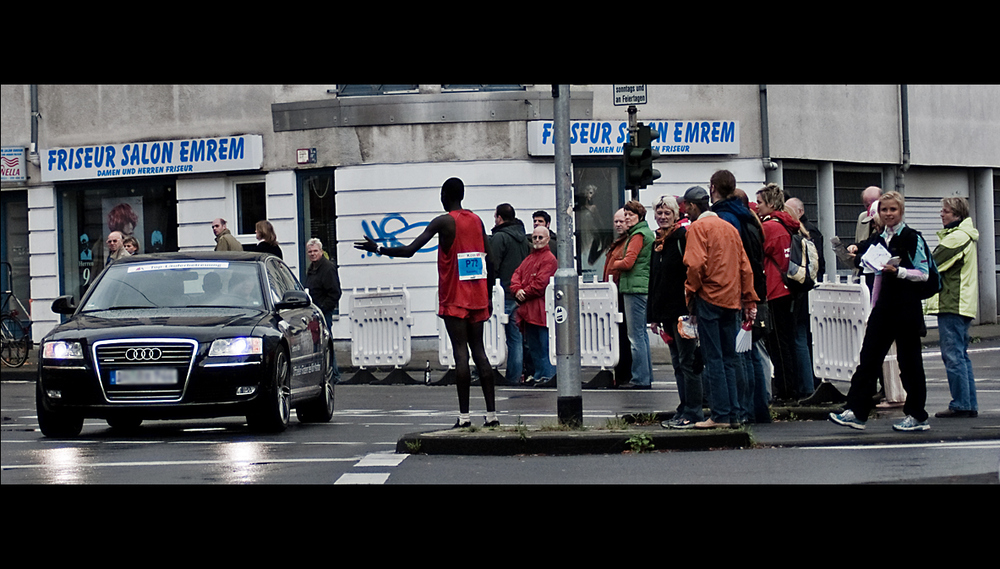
[546,276,623,368]
[809,275,904,402]
[437,280,508,368]
[349,285,413,369]
[809,276,871,382]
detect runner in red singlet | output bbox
[355,178,499,428]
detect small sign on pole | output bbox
[613,84,647,106]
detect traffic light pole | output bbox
[627,106,638,200]
[552,84,582,427]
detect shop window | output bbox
[573,161,624,280]
[834,170,883,246]
[782,168,819,223]
[336,85,418,97]
[58,179,177,301]
[441,85,525,92]
[236,180,267,236]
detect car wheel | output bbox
[247,346,291,433]
[107,416,143,431]
[36,381,84,438]
[297,346,335,423]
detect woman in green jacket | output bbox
[925,197,979,418]
[610,200,655,388]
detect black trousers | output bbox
[845,303,927,422]
[766,295,800,401]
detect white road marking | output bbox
[334,472,391,485]
[356,453,407,467]
[333,452,408,485]
[2,457,357,469]
[802,440,1000,451]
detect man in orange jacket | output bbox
[682,186,759,429]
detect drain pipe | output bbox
[759,85,778,182]
[29,85,40,166]
[896,84,910,193]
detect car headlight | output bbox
[209,337,263,357]
[43,341,84,360]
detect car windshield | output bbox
[81,261,265,311]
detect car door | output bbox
[266,259,322,396]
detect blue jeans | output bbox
[794,324,815,397]
[938,313,978,412]
[524,323,555,380]
[695,296,740,423]
[669,333,704,422]
[623,294,653,386]
[503,299,524,384]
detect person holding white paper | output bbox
[830,192,932,432]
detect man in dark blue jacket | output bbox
[490,204,531,385]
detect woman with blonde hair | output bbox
[647,194,703,426]
[830,191,933,432]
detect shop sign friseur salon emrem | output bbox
[41,135,264,182]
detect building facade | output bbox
[2,84,997,348]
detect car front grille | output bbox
[93,339,198,402]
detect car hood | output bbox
[46,307,269,343]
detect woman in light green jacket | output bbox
[925,197,979,418]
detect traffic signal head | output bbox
[636,123,661,188]
[623,123,661,189]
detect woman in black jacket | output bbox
[647,195,703,428]
[831,192,932,432]
[247,220,283,259]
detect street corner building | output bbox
[2,84,998,358]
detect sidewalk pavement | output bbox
[6,323,999,460]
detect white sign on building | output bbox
[40,134,264,182]
[527,120,740,157]
[1,146,27,182]
[613,84,647,106]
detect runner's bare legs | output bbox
[443,316,496,415]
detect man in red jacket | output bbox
[511,226,559,385]
[355,178,498,428]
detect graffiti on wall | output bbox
[359,213,438,258]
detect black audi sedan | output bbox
[36,252,336,437]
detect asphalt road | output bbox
[3,338,999,485]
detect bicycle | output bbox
[1,261,32,367]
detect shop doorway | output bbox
[297,169,339,314]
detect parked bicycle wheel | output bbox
[0,313,30,367]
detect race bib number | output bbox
[457,252,487,281]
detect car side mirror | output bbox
[275,290,311,310]
[52,295,77,315]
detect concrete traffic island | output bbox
[396,423,753,456]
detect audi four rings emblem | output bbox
[125,348,163,361]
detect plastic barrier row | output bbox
[349,277,624,376]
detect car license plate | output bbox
[111,368,178,386]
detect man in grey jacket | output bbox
[490,203,531,385]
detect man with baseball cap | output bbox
[682,186,759,428]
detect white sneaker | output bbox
[893,415,930,432]
[829,410,866,430]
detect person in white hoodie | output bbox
[925,197,980,418]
